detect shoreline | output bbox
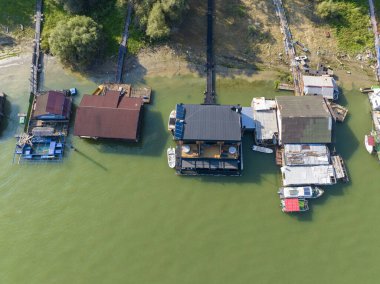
[0,45,377,91]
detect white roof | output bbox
[241,107,255,130]
[253,108,278,141]
[284,144,330,166]
[303,75,334,88]
[281,165,336,186]
[369,93,380,111]
[252,97,276,111]
[282,186,313,198]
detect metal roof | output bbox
[241,107,255,130]
[176,104,242,142]
[74,95,143,140]
[281,165,336,186]
[284,144,330,166]
[303,75,334,88]
[276,96,332,144]
[276,96,331,118]
[254,108,278,141]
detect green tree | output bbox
[146,2,170,39]
[316,0,340,19]
[133,0,188,40]
[49,15,102,68]
[54,0,101,14]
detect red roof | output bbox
[74,93,143,141]
[284,198,300,212]
[368,135,375,146]
[33,91,71,119]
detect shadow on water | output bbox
[0,98,14,138]
[73,147,108,171]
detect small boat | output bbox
[278,186,324,199]
[167,147,176,168]
[365,134,375,154]
[168,110,176,131]
[252,145,273,154]
[281,198,309,213]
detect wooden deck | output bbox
[331,155,349,182]
[328,102,348,122]
[275,147,283,166]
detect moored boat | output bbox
[167,147,176,168]
[365,134,375,154]
[252,145,273,154]
[281,198,309,213]
[278,186,324,199]
[168,110,176,132]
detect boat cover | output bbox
[284,198,300,212]
[368,135,375,146]
[283,187,312,198]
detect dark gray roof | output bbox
[178,104,242,141]
[276,96,333,144]
[276,96,331,118]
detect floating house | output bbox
[302,75,339,100]
[74,89,144,141]
[276,96,333,145]
[252,97,278,145]
[172,104,243,176]
[14,90,72,163]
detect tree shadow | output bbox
[0,33,15,48]
[0,97,16,139]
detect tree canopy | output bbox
[134,0,188,39]
[53,0,101,14]
[48,15,102,68]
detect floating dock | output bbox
[328,102,348,122]
[331,154,349,182]
[92,83,151,104]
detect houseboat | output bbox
[278,186,324,199]
[74,87,144,142]
[170,103,243,176]
[281,198,309,213]
[14,90,72,163]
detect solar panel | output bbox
[176,104,186,120]
[303,187,311,196]
[174,121,184,140]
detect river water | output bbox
[0,55,379,283]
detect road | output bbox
[204,0,215,104]
[116,3,132,83]
[30,0,43,94]
[272,0,302,96]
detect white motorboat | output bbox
[365,134,375,154]
[252,145,273,154]
[168,110,176,131]
[278,186,324,199]
[167,147,176,168]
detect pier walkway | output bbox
[273,0,302,96]
[116,3,133,84]
[369,0,380,81]
[204,0,216,104]
[30,0,43,94]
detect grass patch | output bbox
[316,0,373,53]
[0,0,35,28]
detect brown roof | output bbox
[33,91,71,119]
[74,94,143,140]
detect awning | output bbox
[284,198,300,212]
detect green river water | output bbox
[0,56,379,284]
